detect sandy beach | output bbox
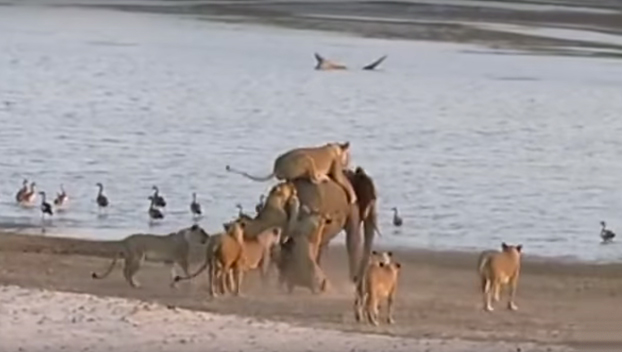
[1,232,621,351]
[2,1,622,351]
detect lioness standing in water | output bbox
[478,242,523,312]
[91,224,210,288]
[225,142,358,204]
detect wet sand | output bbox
[1,231,622,351]
[43,0,622,59]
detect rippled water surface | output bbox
[2,6,622,261]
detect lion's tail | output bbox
[225,165,274,182]
[91,253,120,280]
[174,255,211,282]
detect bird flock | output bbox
[9,178,616,242]
[12,179,208,233]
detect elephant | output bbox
[234,166,378,283]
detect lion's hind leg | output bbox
[123,253,144,288]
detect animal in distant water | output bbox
[600,221,615,243]
[96,183,109,211]
[151,185,166,207]
[313,53,388,71]
[255,194,265,214]
[190,192,202,217]
[225,142,357,204]
[91,224,210,288]
[148,196,164,221]
[478,243,523,312]
[15,179,28,203]
[19,181,37,205]
[356,254,401,326]
[391,207,403,227]
[354,250,394,323]
[53,184,68,207]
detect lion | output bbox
[273,207,333,294]
[237,181,298,239]
[225,142,357,204]
[353,250,394,323]
[358,259,401,326]
[91,224,210,288]
[478,242,523,312]
[175,224,282,295]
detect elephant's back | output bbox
[294,179,348,213]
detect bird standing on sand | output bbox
[39,191,53,233]
[255,194,265,214]
[96,183,109,212]
[190,192,202,218]
[151,185,166,208]
[148,196,164,221]
[53,184,68,207]
[15,179,28,203]
[600,221,615,243]
[392,207,403,227]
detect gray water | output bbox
[2,6,622,262]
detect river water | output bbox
[1,5,622,262]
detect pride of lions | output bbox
[90,141,523,326]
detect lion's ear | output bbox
[341,141,350,150]
[501,242,509,251]
[372,250,378,255]
[516,245,523,253]
[395,263,402,269]
[239,221,246,229]
[387,251,393,257]
[190,224,199,231]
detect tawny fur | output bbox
[354,251,395,323]
[226,142,357,204]
[91,225,209,288]
[359,260,401,326]
[478,243,523,312]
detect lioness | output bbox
[360,260,401,326]
[91,224,210,288]
[354,250,393,323]
[176,225,282,295]
[478,243,523,312]
[225,142,358,204]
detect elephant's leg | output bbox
[344,206,362,282]
[360,207,377,278]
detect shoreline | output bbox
[32,0,622,60]
[2,230,622,350]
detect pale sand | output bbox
[0,285,565,352]
[3,233,622,351]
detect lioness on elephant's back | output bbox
[224,142,357,204]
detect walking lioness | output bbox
[478,242,523,312]
[175,225,282,295]
[358,258,401,326]
[225,142,358,204]
[354,250,393,323]
[91,224,210,288]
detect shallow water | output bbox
[1,6,622,262]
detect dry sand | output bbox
[1,232,622,351]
